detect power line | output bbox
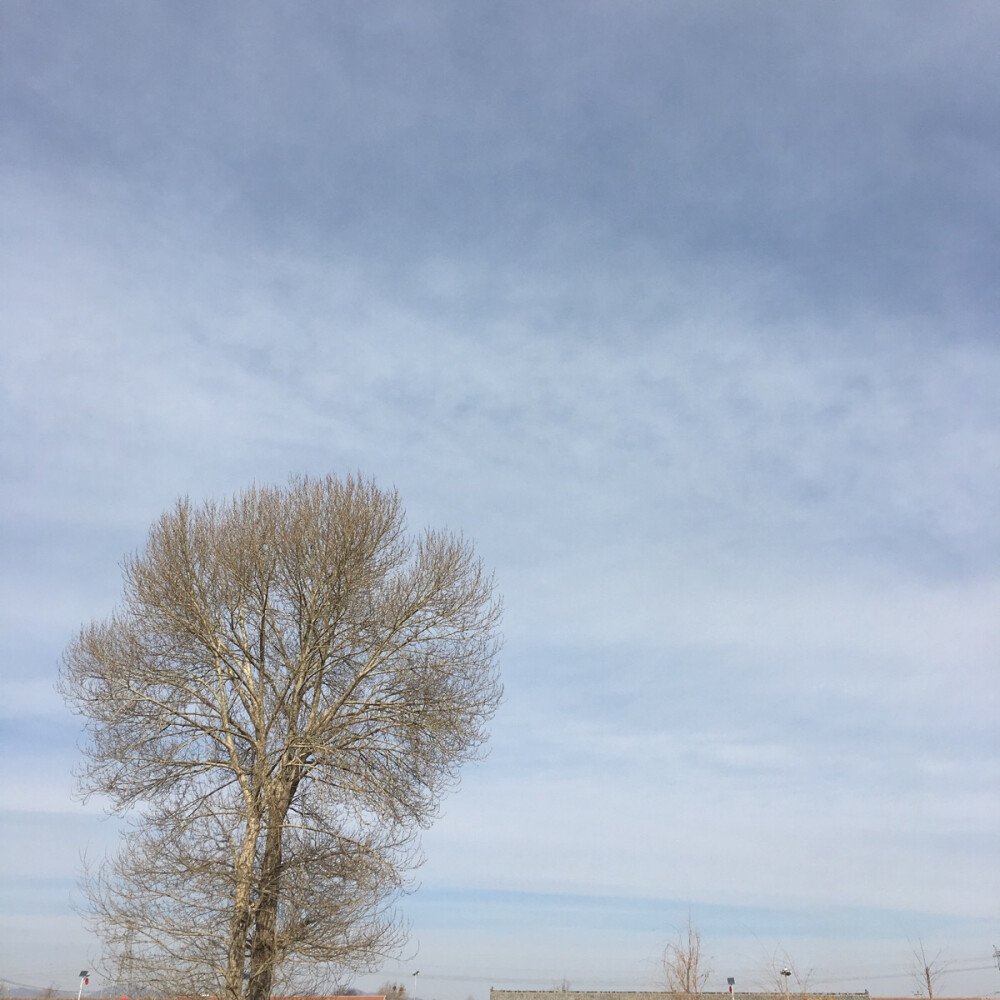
[0,980,80,996]
[808,963,999,985]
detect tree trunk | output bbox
[246,773,299,1000]
[225,815,261,1000]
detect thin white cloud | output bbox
[2,3,998,996]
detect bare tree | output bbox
[760,948,813,996]
[60,475,502,1000]
[911,940,946,999]
[663,918,711,995]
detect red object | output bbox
[84,980,89,986]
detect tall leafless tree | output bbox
[663,918,712,995]
[60,475,502,1000]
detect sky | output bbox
[1,2,998,998]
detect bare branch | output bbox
[663,917,711,995]
[911,940,947,1000]
[759,948,813,996]
[61,474,502,1000]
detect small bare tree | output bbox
[60,475,502,1000]
[911,940,946,999]
[761,948,813,996]
[663,918,711,995]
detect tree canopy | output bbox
[60,475,502,1000]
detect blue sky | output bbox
[1,2,998,998]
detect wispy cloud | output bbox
[2,2,998,996]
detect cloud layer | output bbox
[2,3,997,998]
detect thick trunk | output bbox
[246,772,299,1000]
[224,814,261,1000]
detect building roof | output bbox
[489,991,872,1000]
[490,991,992,1000]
